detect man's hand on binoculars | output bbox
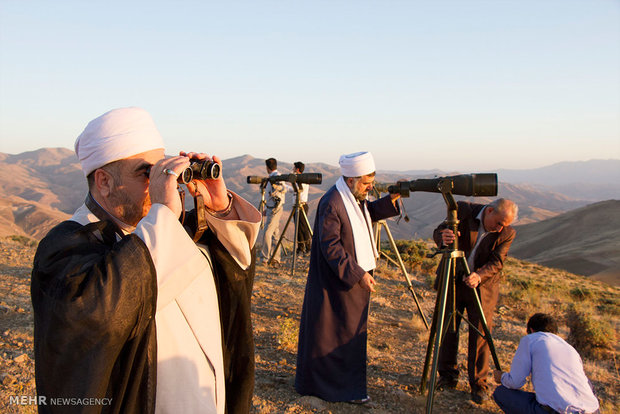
[180,152,229,212]
[149,155,191,219]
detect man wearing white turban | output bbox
[295,151,401,403]
[31,108,261,414]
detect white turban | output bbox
[339,151,376,177]
[75,107,166,177]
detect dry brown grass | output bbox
[1,236,618,413]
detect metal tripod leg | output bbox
[419,251,502,413]
[269,190,308,277]
[422,252,455,413]
[269,206,297,272]
[455,255,502,369]
[376,220,429,329]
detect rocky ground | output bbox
[252,253,512,414]
[1,236,617,413]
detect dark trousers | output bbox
[294,203,312,253]
[438,282,497,391]
[493,385,555,414]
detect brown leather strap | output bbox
[177,186,186,226]
[192,186,208,242]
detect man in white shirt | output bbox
[291,161,312,254]
[493,313,600,414]
[260,157,286,266]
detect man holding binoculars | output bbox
[31,107,260,414]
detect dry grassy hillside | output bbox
[1,236,617,413]
[511,200,620,284]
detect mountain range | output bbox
[1,148,618,283]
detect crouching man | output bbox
[493,313,600,414]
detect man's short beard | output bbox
[352,189,367,202]
[109,185,148,227]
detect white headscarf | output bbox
[336,151,378,271]
[75,107,165,177]
[339,151,375,177]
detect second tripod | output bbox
[268,183,313,276]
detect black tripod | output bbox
[419,186,501,413]
[373,219,429,329]
[268,184,312,276]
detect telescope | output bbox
[246,173,322,185]
[387,173,497,197]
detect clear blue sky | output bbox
[1,0,619,171]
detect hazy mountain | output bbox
[0,147,86,214]
[222,157,594,241]
[1,149,618,281]
[510,200,620,284]
[494,159,620,201]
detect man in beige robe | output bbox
[31,107,260,414]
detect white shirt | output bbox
[467,207,489,270]
[284,181,309,203]
[266,170,286,207]
[501,332,599,414]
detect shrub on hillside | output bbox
[381,240,439,277]
[8,235,37,247]
[566,305,615,360]
[570,286,593,301]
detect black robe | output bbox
[32,219,158,414]
[199,229,256,414]
[295,186,399,401]
[32,199,256,414]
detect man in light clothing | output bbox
[260,157,287,266]
[493,313,599,414]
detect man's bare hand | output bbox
[181,152,229,211]
[463,271,481,288]
[440,228,460,246]
[493,369,503,383]
[149,156,190,219]
[359,272,376,293]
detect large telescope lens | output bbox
[247,175,266,184]
[293,173,322,184]
[389,173,497,197]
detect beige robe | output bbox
[71,192,260,414]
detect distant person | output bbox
[433,198,518,404]
[31,107,261,414]
[261,157,287,266]
[292,161,312,254]
[493,313,600,414]
[295,151,400,403]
